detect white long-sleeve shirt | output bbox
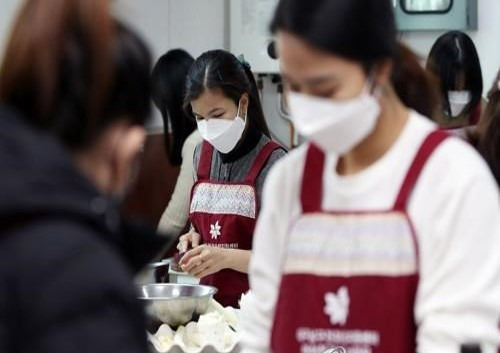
[240,111,500,353]
[158,130,202,236]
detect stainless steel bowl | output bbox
[138,283,217,327]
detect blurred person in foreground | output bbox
[0,0,170,352]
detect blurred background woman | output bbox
[426,31,484,131]
[152,49,202,237]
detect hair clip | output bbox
[237,54,251,70]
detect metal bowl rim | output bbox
[146,259,171,269]
[138,283,217,301]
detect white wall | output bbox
[115,0,228,60]
[0,0,22,62]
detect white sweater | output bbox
[240,112,500,353]
[158,130,202,236]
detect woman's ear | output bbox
[109,124,146,197]
[374,58,394,87]
[240,93,250,119]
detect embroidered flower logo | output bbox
[210,221,222,240]
[323,347,347,353]
[324,286,350,326]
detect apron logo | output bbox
[324,286,350,326]
[323,347,347,353]
[210,221,222,240]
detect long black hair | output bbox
[0,0,151,150]
[426,31,483,118]
[151,49,196,165]
[184,50,270,137]
[474,70,500,186]
[270,0,440,119]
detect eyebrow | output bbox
[192,107,225,117]
[305,75,338,86]
[282,72,339,86]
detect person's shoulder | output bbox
[182,130,203,163]
[183,130,203,153]
[409,110,494,186]
[0,218,145,352]
[433,135,494,184]
[261,144,309,190]
[257,144,309,219]
[266,140,288,162]
[276,143,309,168]
[192,139,205,168]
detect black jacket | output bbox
[0,105,171,353]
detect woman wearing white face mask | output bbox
[175,50,287,307]
[426,31,485,132]
[240,1,500,353]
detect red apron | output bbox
[190,140,281,308]
[271,131,448,353]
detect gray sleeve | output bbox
[255,148,287,207]
[192,143,202,182]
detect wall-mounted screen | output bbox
[402,0,453,13]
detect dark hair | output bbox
[270,0,440,118]
[426,31,483,118]
[473,70,500,185]
[152,49,196,165]
[184,50,270,137]
[0,0,151,151]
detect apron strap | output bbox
[245,141,283,184]
[393,130,449,211]
[300,144,325,213]
[197,141,214,180]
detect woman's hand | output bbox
[179,245,228,278]
[177,230,201,253]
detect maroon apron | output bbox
[190,140,281,308]
[271,131,448,353]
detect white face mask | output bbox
[196,101,246,154]
[288,81,381,155]
[448,90,471,117]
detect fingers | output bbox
[183,254,204,274]
[191,232,201,248]
[187,251,213,278]
[177,240,187,252]
[192,262,213,279]
[177,233,189,252]
[179,246,201,265]
[176,231,201,252]
[181,246,212,274]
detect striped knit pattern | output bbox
[190,182,256,218]
[284,212,418,276]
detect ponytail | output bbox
[240,63,270,137]
[391,43,441,119]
